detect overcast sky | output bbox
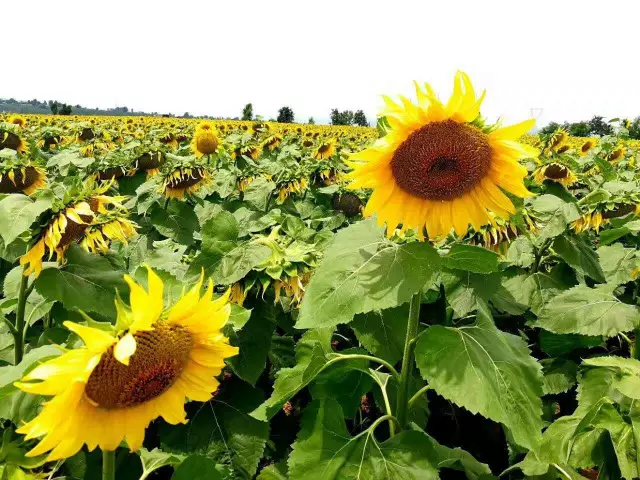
[3,0,639,127]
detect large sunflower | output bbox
[15,267,238,461]
[191,121,220,158]
[162,167,211,200]
[346,72,537,239]
[0,166,47,195]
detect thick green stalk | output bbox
[633,331,640,360]
[13,271,30,365]
[395,291,422,429]
[102,450,116,480]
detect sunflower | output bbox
[0,166,47,195]
[580,139,596,156]
[135,151,164,176]
[8,115,26,128]
[346,72,536,239]
[235,145,262,160]
[314,139,336,159]
[14,267,238,461]
[607,146,625,162]
[548,129,568,151]
[20,202,95,277]
[533,163,578,187]
[162,167,211,200]
[571,211,603,233]
[0,129,27,153]
[191,122,220,158]
[79,218,138,254]
[263,134,283,152]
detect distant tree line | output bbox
[540,115,640,139]
[0,97,158,117]
[330,109,369,126]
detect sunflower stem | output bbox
[395,291,422,430]
[13,269,31,365]
[102,450,116,480]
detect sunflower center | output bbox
[85,323,193,409]
[544,164,568,179]
[389,120,492,201]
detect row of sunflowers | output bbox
[2,72,640,480]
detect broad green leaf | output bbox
[201,211,239,252]
[538,284,640,337]
[552,235,605,283]
[297,218,440,329]
[598,243,637,286]
[442,244,500,274]
[529,194,581,243]
[227,304,275,385]
[243,177,276,211]
[351,304,408,364]
[171,455,221,480]
[138,448,184,480]
[542,359,578,395]
[141,239,187,279]
[34,245,127,318]
[414,302,544,450]
[503,236,535,268]
[539,331,602,357]
[0,192,53,245]
[288,398,439,480]
[150,201,200,246]
[441,269,500,317]
[257,462,288,480]
[187,242,271,286]
[160,378,269,478]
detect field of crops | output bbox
[2,73,640,480]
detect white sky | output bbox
[3,0,639,127]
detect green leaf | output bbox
[171,455,221,480]
[414,302,544,450]
[539,331,602,357]
[542,359,578,395]
[160,378,269,478]
[441,270,500,317]
[442,244,500,274]
[297,219,440,329]
[150,201,200,246]
[257,462,288,480]
[138,448,184,480]
[227,304,275,385]
[351,304,408,364]
[187,242,271,286]
[0,192,53,245]
[518,273,568,316]
[201,211,239,252]
[598,244,637,286]
[529,194,581,242]
[537,284,640,337]
[140,239,187,280]
[552,235,606,283]
[34,245,127,318]
[288,398,439,480]
[503,236,535,268]
[243,177,276,211]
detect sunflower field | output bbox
[2,73,640,480]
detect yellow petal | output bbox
[63,321,115,353]
[114,333,137,365]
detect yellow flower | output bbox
[0,166,46,195]
[191,122,220,158]
[580,139,596,156]
[15,268,238,461]
[263,134,283,152]
[346,72,536,239]
[8,115,26,128]
[20,202,95,277]
[549,129,568,150]
[79,218,138,254]
[533,163,577,187]
[162,167,211,200]
[314,139,336,159]
[607,146,625,162]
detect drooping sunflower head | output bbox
[20,201,95,277]
[235,144,262,160]
[533,163,578,187]
[0,165,47,195]
[14,267,238,461]
[191,121,220,158]
[162,166,211,200]
[8,115,26,128]
[548,128,568,150]
[346,72,537,239]
[79,217,138,254]
[580,139,596,155]
[607,146,625,162]
[263,134,283,151]
[0,126,27,154]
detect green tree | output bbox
[308,117,315,124]
[539,122,561,135]
[50,101,58,115]
[277,106,294,123]
[568,121,590,137]
[588,115,613,136]
[330,109,355,126]
[354,110,368,126]
[242,103,253,121]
